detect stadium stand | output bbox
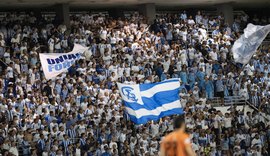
[0,6,269,156]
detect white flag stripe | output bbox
[125,100,181,118]
[140,81,180,98]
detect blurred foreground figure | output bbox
[160,115,196,156]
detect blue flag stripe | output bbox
[124,88,180,110]
[128,108,184,124]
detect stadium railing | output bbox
[211,95,270,122]
[210,96,246,107]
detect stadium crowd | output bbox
[0,10,270,156]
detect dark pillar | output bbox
[138,3,156,24]
[109,9,124,19]
[55,3,70,29]
[217,3,234,26]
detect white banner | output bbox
[232,23,270,65]
[39,44,88,80]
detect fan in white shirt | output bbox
[109,72,118,82]
[150,122,159,138]
[100,28,107,41]
[195,11,203,24]
[54,37,61,51]
[61,37,68,49]
[179,29,188,41]
[213,112,223,129]
[48,36,55,53]
[80,99,88,110]
[149,140,158,155]
[119,131,127,143]
[129,138,137,154]
[0,35,5,46]
[162,57,170,73]
[11,34,20,44]
[109,62,118,74]
[187,16,195,25]
[117,64,125,77]
[192,140,200,152]
[139,135,149,152]
[179,48,188,65]
[220,45,229,60]
[6,63,14,79]
[109,138,118,149]
[223,113,232,129]
[251,134,262,148]
[209,50,218,61]
[76,122,86,136]
[194,51,203,64]
[131,62,140,73]
[244,62,255,76]
[103,52,112,65]
[79,36,87,46]
[4,50,11,64]
[199,60,206,72]
[187,46,195,59]
[9,142,19,156]
[99,41,106,56]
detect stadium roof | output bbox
[0,0,269,9]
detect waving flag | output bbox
[117,79,183,124]
[40,44,88,80]
[232,23,270,65]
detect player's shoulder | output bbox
[175,130,190,141]
[180,132,191,145]
[181,132,190,138]
[162,131,177,141]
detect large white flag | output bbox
[39,44,88,80]
[232,23,270,65]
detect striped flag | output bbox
[117,79,183,124]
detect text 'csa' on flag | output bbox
[117,79,184,124]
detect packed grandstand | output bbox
[0,11,269,156]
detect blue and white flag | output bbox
[232,23,270,65]
[117,79,183,124]
[39,44,88,79]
